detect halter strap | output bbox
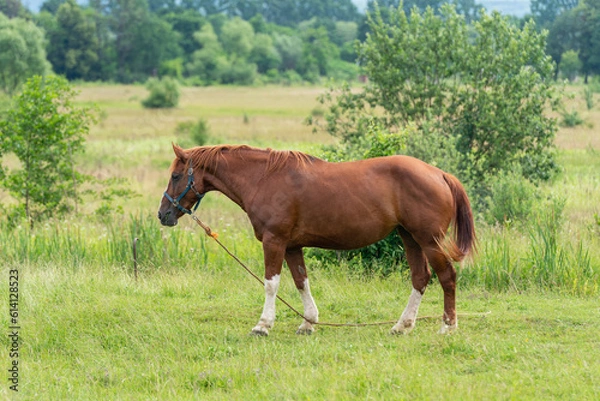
[163,167,205,215]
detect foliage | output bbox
[484,166,539,225]
[0,13,52,95]
[174,118,210,147]
[531,0,579,28]
[39,0,100,81]
[547,0,600,82]
[186,23,228,84]
[314,5,560,200]
[89,0,182,83]
[0,75,96,223]
[141,76,180,108]
[559,49,582,81]
[159,58,184,80]
[0,0,30,18]
[559,108,585,127]
[249,33,282,74]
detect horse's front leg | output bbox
[285,247,318,335]
[251,235,286,336]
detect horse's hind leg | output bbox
[285,248,318,335]
[423,246,458,334]
[391,227,431,335]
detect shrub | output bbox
[141,77,180,109]
[485,167,539,226]
[174,118,210,147]
[159,58,183,80]
[312,5,560,191]
[559,50,582,82]
[220,61,257,85]
[560,109,584,127]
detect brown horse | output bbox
[158,144,475,335]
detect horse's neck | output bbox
[204,152,267,210]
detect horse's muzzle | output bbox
[157,209,178,227]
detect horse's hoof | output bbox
[438,322,458,335]
[250,327,269,336]
[295,328,314,335]
[390,320,414,335]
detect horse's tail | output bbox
[441,173,476,262]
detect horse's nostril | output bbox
[157,211,162,219]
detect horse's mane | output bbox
[187,144,319,174]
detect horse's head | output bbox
[158,144,205,226]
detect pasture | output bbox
[1,84,600,399]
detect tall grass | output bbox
[0,214,261,275]
[460,216,598,296]
[2,208,598,296]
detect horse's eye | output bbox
[171,173,182,181]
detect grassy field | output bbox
[1,83,600,399]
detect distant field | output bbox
[1,83,599,399]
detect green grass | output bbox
[3,262,600,400]
[2,84,600,399]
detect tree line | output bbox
[1,0,599,90]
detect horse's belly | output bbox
[295,217,397,250]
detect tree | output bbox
[0,0,29,18]
[546,6,581,74]
[273,33,303,71]
[313,5,559,200]
[220,17,254,59]
[162,9,206,58]
[0,14,52,95]
[559,49,582,80]
[249,33,282,73]
[187,0,360,26]
[547,0,600,82]
[41,0,100,81]
[298,24,338,81]
[0,75,96,223]
[187,22,228,83]
[40,0,67,14]
[578,0,600,80]
[89,0,182,82]
[531,0,579,28]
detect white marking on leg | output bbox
[252,274,280,336]
[297,278,318,335]
[439,312,458,334]
[391,288,423,335]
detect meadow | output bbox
[1,83,599,399]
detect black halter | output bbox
[163,167,205,215]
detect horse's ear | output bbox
[172,143,188,163]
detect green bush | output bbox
[485,167,539,225]
[174,118,210,147]
[220,61,257,85]
[159,58,183,80]
[560,109,584,127]
[559,50,582,82]
[141,77,180,109]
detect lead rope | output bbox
[190,215,490,327]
